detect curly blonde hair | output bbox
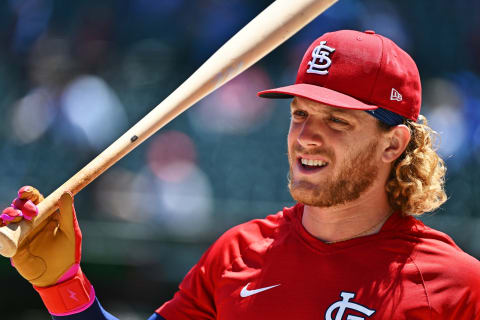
[382,115,447,216]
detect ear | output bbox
[381,125,411,163]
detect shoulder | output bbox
[206,204,298,263]
[408,219,479,267]
[405,217,480,313]
[194,204,301,280]
[407,217,480,275]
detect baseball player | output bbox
[2,30,480,320]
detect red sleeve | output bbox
[156,220,250,320]
[155,243,217,320]
[155,212,284,320]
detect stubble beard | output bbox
[288,140,380,207]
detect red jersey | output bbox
[157,204,480,319]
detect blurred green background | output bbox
[0,0,479,318]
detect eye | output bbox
[329,116,348,125]
[291,109,308,119]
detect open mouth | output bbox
[297,157,329,172]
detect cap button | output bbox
[364,30,375,34]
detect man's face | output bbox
[287,97,384,207]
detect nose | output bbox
[296,118,323,147]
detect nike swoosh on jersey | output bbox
[240,283,281,297]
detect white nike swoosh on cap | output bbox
[240,282,281,298]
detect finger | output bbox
[57,192,78,236]
[57,192,82,264]
[11,198,38,221]
[18,186,44,205]
[1,207,23,224]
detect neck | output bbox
[301,185,393,243]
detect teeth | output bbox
[300,158,327,167]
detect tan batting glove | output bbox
[2,186,95,315]
[2,187,81,287]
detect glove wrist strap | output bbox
[34,268,96,316]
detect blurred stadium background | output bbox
[0,0,479,318]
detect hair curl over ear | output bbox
[380,115,447,216]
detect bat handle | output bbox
[0,188,64,257]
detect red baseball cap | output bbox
[258,30,421,123]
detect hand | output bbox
[2,186,81,287]
[2,187,94,316]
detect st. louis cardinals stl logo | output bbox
[306,41,335,75]
[325,291,375,320]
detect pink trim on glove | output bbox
[11,198,38,220]
[18,186,32,198]
[57,264,80,284]
[1,207,22,221]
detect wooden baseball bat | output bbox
[0,0,337,257]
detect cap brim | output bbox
[257,83,378,111]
